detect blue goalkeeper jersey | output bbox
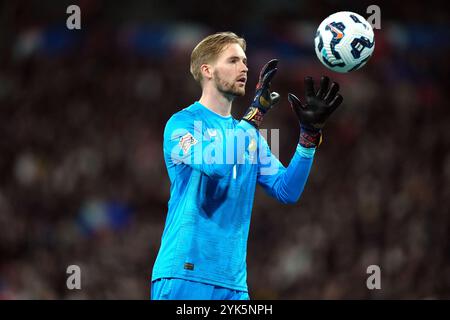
[152,101,315,291]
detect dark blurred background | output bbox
[0,0,449,299]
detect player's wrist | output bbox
[242,105,265,128]
[296,143,316,158]
[299,125,322,148]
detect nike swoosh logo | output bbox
[328,24,343,39]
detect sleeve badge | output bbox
[179,132,198,154]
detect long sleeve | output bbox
[163,111,257,180]
[257,138,315,204]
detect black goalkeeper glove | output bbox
[242,59,280,128]
[288,76,343,148]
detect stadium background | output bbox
[0,0,448,299]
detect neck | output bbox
[198,86,234,117]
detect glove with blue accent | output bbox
[242,59,280,128]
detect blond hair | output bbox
[190,32,246,84]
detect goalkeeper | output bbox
[151,32,343,300]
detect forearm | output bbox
[271,145,315,204]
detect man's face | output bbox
[210,43,248,97]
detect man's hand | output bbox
[288,76,343,148]
[242,59,280,128]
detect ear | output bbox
[200,64,213,81]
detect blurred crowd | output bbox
[0,0,449,299]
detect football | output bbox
[314,11,375,73]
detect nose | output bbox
[241,61,248,73]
